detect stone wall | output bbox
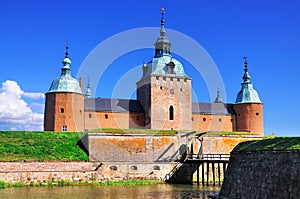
[0,162,175,184]
[218,151,300,198]
[192,114,236,132]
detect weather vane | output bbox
[161,8,165,19]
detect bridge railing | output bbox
[186,154,230,161]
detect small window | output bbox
[156,76,159,80]
[105,114,108,119]
[203,118,206,122]
[136,116,139,120]
[238,113,241,116]
[230,119,233,122]
[80,110,82,114]
[131,166,137,171]
[219,118,222,122]
[163,77,166,81]
[60,108,64,113]
[177,78,180,82]
[62,125,67,132]
[170,89,174,94]
[191,117,194,121]
[153,166,160,170]
[256,112,259,116]
[85,129,89,132]
[184,79,187,82]
[180,88,183,92]
[169,106,174,120]
[160,86,163,90]
[89,114,92,118]
[170,77,173,81]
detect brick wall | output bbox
[192,114,236,132]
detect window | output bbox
[169,106,174,120]
[89,114,92,118]
[160,86,163,90]
[60,108,64,113]
[105,114,108,119]
[256,112,259,116]
[230,119,233,122]
[191,117,194,121]
[219,118,222,122]
[156,76,159,80]
[170,89,174,94]
[177,78,180,82]
[203,118,206,122]
[110,166,117,171]
[85,129,89,132]
[136,116,139,120]
[62,125,67,132]
[153,166,160,170]
[180,88,183,92]
[170,77,173,81]
[131,166,137,171]
[80,110,82,114]
[238,113,241,116]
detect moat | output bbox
[0,184,220,199]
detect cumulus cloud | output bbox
[0,80,44,131]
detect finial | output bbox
[214,88,223,103]
[160,8,165,27]
[65,41,69,58]
[242,56,251,83]
[85,77,92,98]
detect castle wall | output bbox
[0,162,174,183]
[219,151,300,198]
[84,111,144,131]
[234,103,264,136]
[192,114,236,132]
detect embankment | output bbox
[218,137,300,198]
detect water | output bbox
[0,184,220,199]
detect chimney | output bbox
[79,77,83,91]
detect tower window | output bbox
[238,113,241,116]
[89,114,92,118]
[131,166,138,171]
[169,106,174,120]
[136,116,139,120]
[153,165,160,170]
[80,110,82,114]
[160,86,163,90]
[180,88,183,92]
[170,77,173,81]
[203,118,206,122]
[219,118,222,122]
[256,112,259,116]
[156,76,159,80]
[60,108,64,113]
[105,114,108,119]
[177,78,180,82]
[62,125,67,132]
[170,89,174,94]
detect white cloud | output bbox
[22,92,45,99]
[0,80,44,131]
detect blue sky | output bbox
[1,0,300,136]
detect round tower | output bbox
[44,44,84,132]
[136,8,192,130]
[234,58,264,136]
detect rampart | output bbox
[218,151,300,198]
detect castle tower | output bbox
[136,8,192,130]
[44,44,84,132]
[234,58,264,136]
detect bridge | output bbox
[165,154,230,186]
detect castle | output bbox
[44,11,264,136]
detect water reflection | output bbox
[0,184,220,199]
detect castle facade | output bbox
[44,12,264,136]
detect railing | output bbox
[186,154,230,161]
[164,162,183,181]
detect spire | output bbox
[85,78,92,98]
[235,57,261,104]
[214,88,223,103]
[154,8,171,57]
[160,8,166,36]
[61,42,71,76]
[242,57,251,83]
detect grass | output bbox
[196,131,257,136]
[90,128,178,135]
[234,137,300,152]
[0,179,163,188]
[0,131,89,162]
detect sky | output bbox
[1,0,300,136]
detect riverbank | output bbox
[0,179,163,188]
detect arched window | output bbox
[169,106,174,120]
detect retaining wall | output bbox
[219,151,300,199]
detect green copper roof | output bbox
[235,59,261,104]
[47,47,82,94]
[142,54,189,77]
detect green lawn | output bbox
[0,131,89,162]
[90,128,178,135]
[234,137,300,152]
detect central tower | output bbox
[136,8,192,130]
